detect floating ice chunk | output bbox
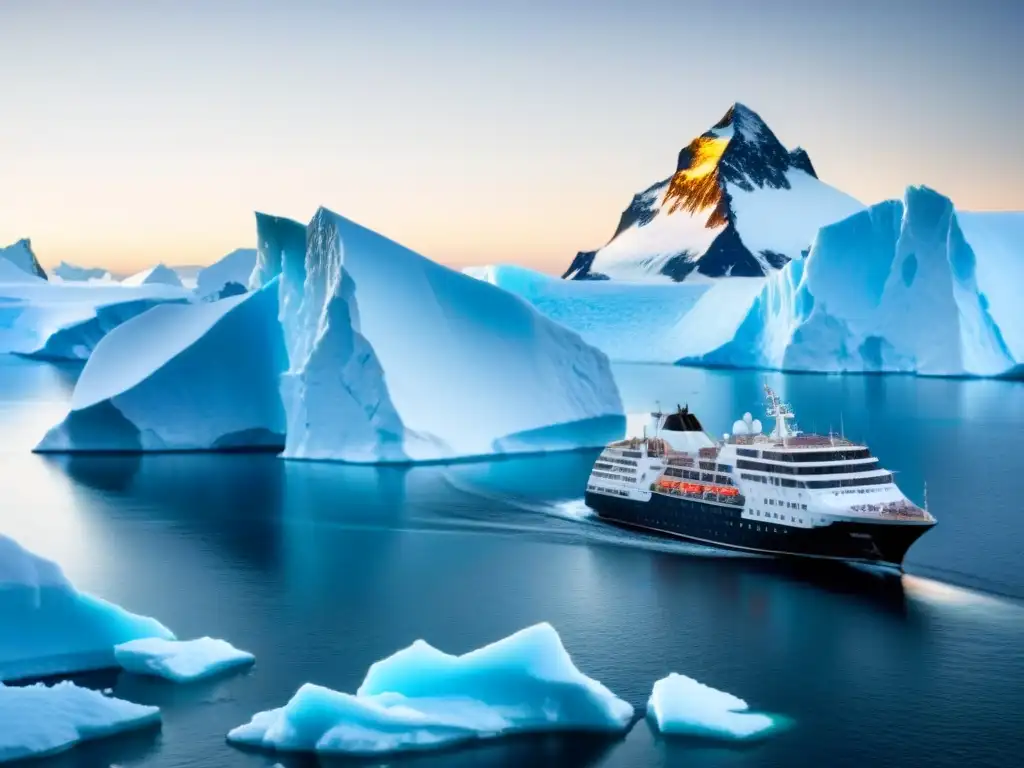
[646,673,779,740]
[115,637,255,683]
[228,623,633,756]
[0,535,175,682]
[0,681,160,763]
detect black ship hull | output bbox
[586,490,933,569]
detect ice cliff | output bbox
[263,208,625,462]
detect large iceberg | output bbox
[646,673,781,741]
[121,263,183,288]
[195,248,256,300]
[0,238,47,280]
[35,283,287,452]
[227,622,633,757]
[263,208,624,462]
[0,534,174,682]
[115,637,254,683]
[694,186,1022,376]
[0,682,161,763]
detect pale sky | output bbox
[1,0,1021,274]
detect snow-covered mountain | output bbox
[52,261,112,282]
[564,103,863,282]
[0,239,48,280]
[121,263,184,288]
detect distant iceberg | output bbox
[35,283,287,452]
[0,534,174,683]
[0,238,47,280]
[121,263,184,288]
[265,208,625,462]
[0,681,161,763]
[114,637,254,683]
[195,248,256,301]
[228,622,633,757]
[52,261,113,283]
[646,673,781,741]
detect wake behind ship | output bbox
[585,385,935,569]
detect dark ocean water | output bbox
[1,355,1022,768]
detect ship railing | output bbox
[848,500,931,520]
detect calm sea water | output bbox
[1,355,1023,768]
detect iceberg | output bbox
[227,623,633,757]
[646,673,780,741]
[0,281,190,358]
[0,238,47,280]
[265,208,624,462]
[695,186,1022,376]
[121,263,183,288]
[0,534,174,682]
[35,282,287,452]
[195,248,256,300]
[0,681,161,763]
[114,637,254,683]
[52,261,113,283]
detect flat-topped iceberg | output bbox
[0,681,161,763]
[265,208,624,462]
[115,637,254,683]
[0,534,174,682]
[35,283,287,452]
[646,673,781,741]
[228,622,633,756]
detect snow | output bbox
[588,181,723,283]
[0,534,174,683]
[464,264,763,363]
[195,248,256,300]
[0,681,161,763]
[35,282,287,452]
[0,281,190,358]
[0,256,45,284]
[646,673,779,740]
[726,168,863,266]
[0,239,46,280]
[227,622,633,757]
[52,262,113,282]
[121,263,184,288]
[115,637,254,683]
[696,186,1021,376]
[272,208,625,462]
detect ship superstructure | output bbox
[585,384,935,568]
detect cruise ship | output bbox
[584,385,936,569]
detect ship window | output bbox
[801,504,807,510]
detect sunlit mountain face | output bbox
[564,103,862,283]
